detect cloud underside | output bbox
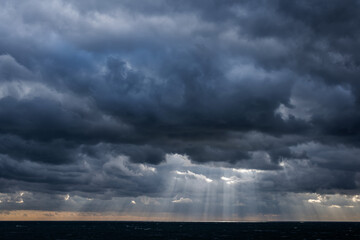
[0,0,360,219]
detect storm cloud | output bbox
[0,0,360,220]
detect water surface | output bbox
[1,221,359,239]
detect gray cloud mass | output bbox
[0,0,360,219]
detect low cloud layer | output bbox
[0,0,360,220]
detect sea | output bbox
[0,221,359,239]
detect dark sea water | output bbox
[0,221,359,239]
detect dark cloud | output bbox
[0,0,360,218]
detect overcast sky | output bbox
[1,0,360,221]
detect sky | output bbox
[0,0,360,221]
